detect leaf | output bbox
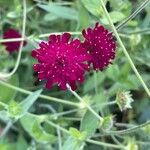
[19,89,42,117]
[16,135,28,150]
[20,113,56,143]
[8,89,42,120]
[62,136,84,150]
[80,110,99,138]
[83,72,105,93]
[105,64,120,81]
[0,75,18,103]
[44,13,58,21]
[81,0,103,17]
[38,4,78,20]
[69,127,86,141]
[101,11,125,24]
[77,1,90,30]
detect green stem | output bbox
[46,120,125,149]
[86,139,125,149]
[39,31,81,38]
[116,0,150,30]
[124,28,150,35]
[106,120,150,135]
[68,86,103,121]
[0,80,80,107]
[0,0,27,78]
[56,127,62,150]
[0,121,12,139]
[94,72,98,95]
[47,120,69,134]
[0,101,8,108]
[99,0,150,97]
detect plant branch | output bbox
[116,0,150,30]
[0,80,80,107]
[67,85,103,121]
[99,0,150,97]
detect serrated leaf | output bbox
[38,4,78,20]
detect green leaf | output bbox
[19,89,42,117]
[101,11,125,24]
[69,127,86,141]
[20,113,56,143]
[7,89,42,120]
[83,72,105,93]
[81,0,103,17]
[16,135,28,150]
[62,136,84,150]
[38,4,78,20]
[80,110,99,138]
[105,64,120,81]
[0,75,18,104]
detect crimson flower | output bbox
[2,29,26,53]
[31,33,91,91]
[82,22,116,70]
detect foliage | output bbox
[0,0,150,150]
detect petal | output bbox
[62,33,71,43]
[31,50,39,57]
[49,35,57,43]
[71,39,80,47]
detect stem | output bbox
[46,120,125,149]
[68,86,103,121]
[39,31,81,38]
[94,72,98,95]
[124,28,150,35]
[47,120,69,134]
[116,0,150,30]
[99,0,150,97]
[0,101,8,108]
[0,0,27,78]
[57,127,62,150]
[0,121,12,138]
[0,80,80,107]
[0,38,25,43]
[86,139,125,149]
[106,120,150,135]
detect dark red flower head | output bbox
[2,29,26,53]
[82,22,116,71]
[31,33,91,91]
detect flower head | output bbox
[82,22,116,70]
[31,33,91,91]
[2,28,26,53]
